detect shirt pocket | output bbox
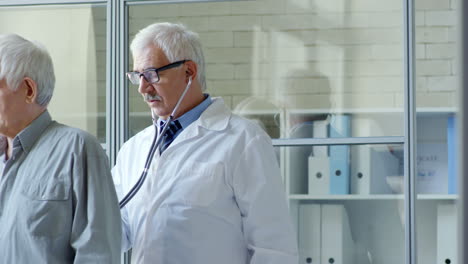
[20,173,71,238]
[167,161,224,207]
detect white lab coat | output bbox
[112,98,298,264]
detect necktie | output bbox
[159,120,182,154]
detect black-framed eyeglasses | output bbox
[126,60,188,85]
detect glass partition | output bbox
[0,1,463,264]
[126,1,407,263]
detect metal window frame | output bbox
[0,0,104,6]
[107,0,128,164]
[461,0,468,263]
[272,136,404,147]
[107,1,129,260]
[125,0,242,5]
[403,0,417,264]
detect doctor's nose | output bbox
[138,77,155,95]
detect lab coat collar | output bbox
[166,97,230,150]
[196,97,231,131]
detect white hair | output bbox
[0,34,55,106]
[130,22,206,91]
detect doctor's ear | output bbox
[184,60,197,81]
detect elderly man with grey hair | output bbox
[0,34,121,263]
[112,22,298,264]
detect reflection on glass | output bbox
[0,5,107,142]
[128,0,404,138]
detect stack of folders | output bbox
[308,114,351,195]
[299,203,355,264]
[437,203,457,264]
[309,115,401,195]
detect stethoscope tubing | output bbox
[119,77,192,209]
[118,116,172,209]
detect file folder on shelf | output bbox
[351,146,398,194]
[437,203,457,264]
[309,156,330,195]
[321,204,355,264]
[309,120,330,195]
[299,204,321,264]
[447,116,457,194]
[329,115,351,194]
[288,121,314,195]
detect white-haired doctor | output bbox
[112,22,298,264]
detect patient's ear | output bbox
[22,77,38,104]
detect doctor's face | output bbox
[133,45,189,120]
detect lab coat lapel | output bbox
[168,98,231,148]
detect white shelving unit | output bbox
[274,107,459,264]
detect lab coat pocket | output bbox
[20,174,71,238]
[171,161,223,207]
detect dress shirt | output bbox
[113,97,298,264]
[0,110,121,264]
[156,93,212,139]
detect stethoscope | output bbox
[119,77,192,209]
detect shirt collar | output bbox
[157,94,212,129]
[15,110,53,154]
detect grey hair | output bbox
[130,22,206,91]
[0,34,55,106]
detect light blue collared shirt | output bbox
[157,94,212,140]
[0,110,121,263]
